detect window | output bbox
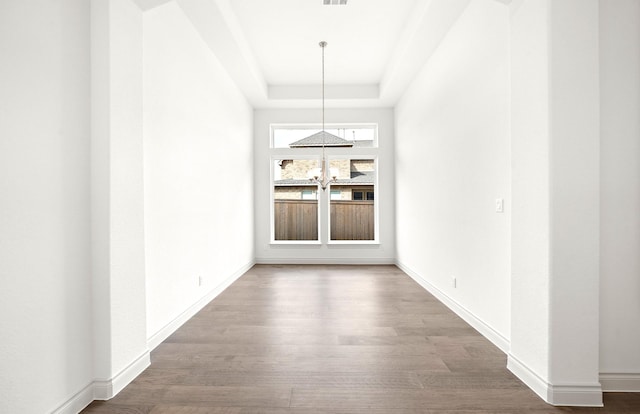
[272,125,376,149]
[270,125,378,244]
[352,190,374,201]
[302,190,317,200]
[330,159,376,241]
[273,158,319,241]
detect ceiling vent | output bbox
[323,0,348,5]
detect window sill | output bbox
[270,240,322,245]
[268,240,380,246]
[327,240,380,246]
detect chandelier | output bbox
[307,41,338,191]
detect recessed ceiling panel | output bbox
[230,0,418,86]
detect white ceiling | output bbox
[229,0,417,86]
[137,0,510,108]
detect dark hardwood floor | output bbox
[83,265,640,413]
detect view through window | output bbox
[272,127,375,149]
[271,125,377,242]
[329,158,375,241]
[273,157,319,241]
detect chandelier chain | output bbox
[321,41,326,161]
[309,40,335,191]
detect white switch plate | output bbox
[495,198,504,213]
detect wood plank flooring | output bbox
[83,265,640,413]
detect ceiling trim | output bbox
[132,0,173,11]
[268,84,379,101]
[379,0,472,105]
[132,0,485,109]
[176,0,268,106]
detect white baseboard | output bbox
[507,354,550,401]
[51,382,95,414]
[256,257,396,265]
[549,384,604,407]
[600,373,640,392]
[93,350,151,400]
[52,350,150,413]
[50,262,253,414]
[147,260,255,350]
[395,261,510,353]
[508,354,603,406]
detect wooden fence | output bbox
[274,200,318,240]
[274,200,374,241]
[330,200,374,240]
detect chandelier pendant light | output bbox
[308,40,338,191]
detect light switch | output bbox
[495,198,504,213]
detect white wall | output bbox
[509,0,602,405]
[508,0,550,381]
[254,108,396,264]
[0,1,93,413]
[109,0,148,376]
[91,0,150,399]
[546,0,600,394]
[599,0,640,390]
[395,0,511,346]
[510,1,550,376]
[143,1,255,342]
